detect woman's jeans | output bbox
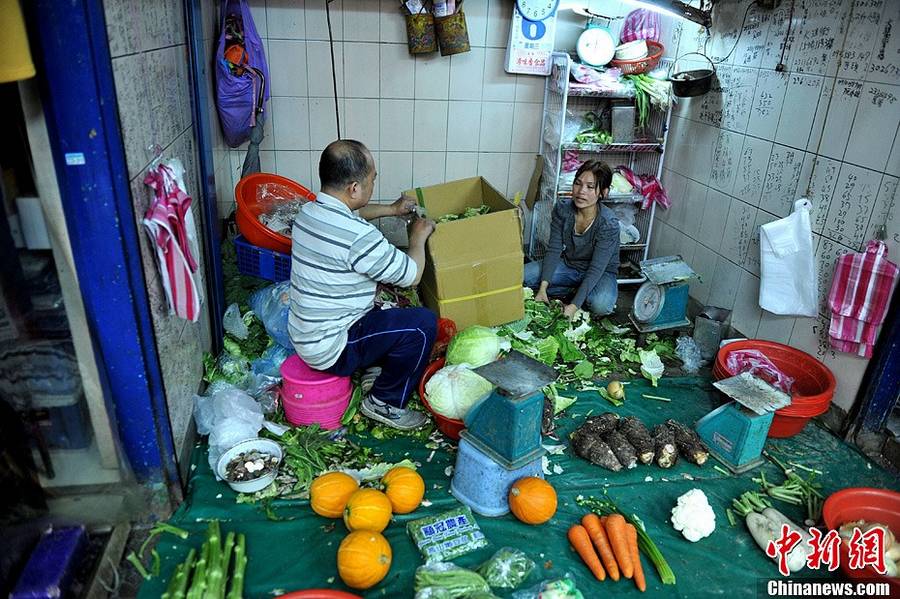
[524,260,618,316]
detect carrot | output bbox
[627,523,646,592]
[568,524,606,581]
[581,513,620,581]
[600,515,608,526]
[604,513,633,579]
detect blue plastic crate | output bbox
[234,235,291,281]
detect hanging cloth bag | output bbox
[758,199,818,317]
[215,0,270,148]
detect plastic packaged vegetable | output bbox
[414,562,493,599]
[407,506,489,562]
[476,547,535,589]
[512,575,584,599]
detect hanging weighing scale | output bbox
[450,350,558,516]
[630,255,697,333]
[505,0,560,76]
[573,9,619,68]
[696,373,793,473]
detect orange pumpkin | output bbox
[310,472,359,519]
[381,466,425,514]
[508,476,557,525]
[343,488,393,532]
[337,530,392,589]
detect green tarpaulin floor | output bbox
[139,377,899,598]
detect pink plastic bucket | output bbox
[280,355,352,429]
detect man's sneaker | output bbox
[360,395,427,430]
[360,367,381,394]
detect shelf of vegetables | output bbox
[533,52,673,283]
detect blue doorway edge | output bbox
[27,0,181,493]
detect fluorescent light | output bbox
[620,0,712,27]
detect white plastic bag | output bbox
[193,385,265,478]
[759,199,817,317]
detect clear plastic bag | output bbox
[256,183,308,236]
[512,574,584,599]
[193,385,265,477]
[249,282,292,349]
[476,547,535,589]
[675,336,703,374]
[414,562,493,599]
[223,303,249,339]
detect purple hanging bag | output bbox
[215,0,270,148]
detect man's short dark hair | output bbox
[319,139,372,190]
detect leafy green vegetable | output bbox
[573,360,594,380]
[436,204,490,223]
[639,349,664,387]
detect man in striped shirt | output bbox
[289,140,438,430]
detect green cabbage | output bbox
[446,326,502,368]
[425,364,493,419]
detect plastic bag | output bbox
[620,8,661,43]
[407,506,489,563]
[223,303,249,339]
[724,349,795,393]
[193,385,265,477]
[256,185,308,236]
[759,199,817,317]
[512,575,584,599]
[414,562,492,599]
[249,282,292,349]
[476,547,535,589]
[251,344,292,377]
[675,336,703,374]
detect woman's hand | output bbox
[535,288,550,303]
[563,303,579,320]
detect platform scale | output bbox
[696,373,793,474]
[450,351,557,516]
[630,255,697,333]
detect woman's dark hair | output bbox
[319,139,372,190]
[573,160,613,194]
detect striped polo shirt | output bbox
[288,192,417,369]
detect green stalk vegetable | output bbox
[227,534,247,599]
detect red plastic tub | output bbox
[418,357,465,441]
[714,340,836,438]
[822,487,900,593]
[235,173,316,254]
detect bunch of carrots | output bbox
[567,513,646,592]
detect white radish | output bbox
[746,510,810,573]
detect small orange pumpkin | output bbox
[343,488,393,532]
[337,530,392,589]
[381,466,425,514]
[309,471,359,519]
[508,476,557,525]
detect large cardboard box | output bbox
[407,177,524,329]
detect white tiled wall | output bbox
[649,0,900,412]
[215,0,548,222]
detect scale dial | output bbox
[576,26,616,67]
[516,0,559,22]
[633,282,665,323]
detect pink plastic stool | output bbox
[279,355,352,429]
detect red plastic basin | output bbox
[822,487,900,593]
[715,340,836,403]
[235,173,316,254]
[714,340,837,438]
[418,357,465,441]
